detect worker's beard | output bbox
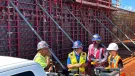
[93,41,98,45]
[93,41,100,47]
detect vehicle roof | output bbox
[0,56,36,72]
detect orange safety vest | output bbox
[108,55,121,68]
[108,55,125,76]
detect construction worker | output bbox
[87,34,108,76]
[67,40,88,75]
[106,43,125,76]
[33,41,52,72]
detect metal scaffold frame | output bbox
[0,0,115,59]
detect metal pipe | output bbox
[65,7,106,48]
[37,3,74,43]
[100,11,135,46]
[75,0,116,10]
[9,0,66,69]
[113,16,135,36]
[89,10,132,53]
[65,7,93,36]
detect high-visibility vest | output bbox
[108,55,125,76]
[108,55,121,68]
[33,53,48,69]
[68,51,87,73]
[88,44,105,59]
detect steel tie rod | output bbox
[113,16,135,36]
[9,0,66,69]
[89,10,132,53]
[36,3,74,43]
[65,7,106,48]
[100,11,135,46]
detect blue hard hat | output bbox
[92,34,101,41]
[72,40,83,49]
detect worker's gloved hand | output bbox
[91,61,98,65]
[62,68,69,76]
[48,66,53,72]
[105,67,110,70]
[105,67,110,71]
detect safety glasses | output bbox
[93,40,101,44]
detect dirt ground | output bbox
[123,57,135,76]
[118,40,135,76]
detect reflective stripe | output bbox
[108,55,111,68]
[33,53,47,68]
[68,51,86,73]
[108,55,125,76]
[89,44,103,59]
[99,48,103,60]
[114,55,120,68]
[108,55,121,68]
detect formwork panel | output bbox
[112,11,135,41]
[0,0,112,59]
[0,0,10,56]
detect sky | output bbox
[113,0,135,11]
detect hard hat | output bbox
[107,43,119,51]
[72,40,83,49]
[37,41,49,50]
[92,34,101,41]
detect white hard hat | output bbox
[37,41,49,50]
[107,43,119,51]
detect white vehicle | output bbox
[0,56,47,76]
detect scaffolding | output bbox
[0,0,115,59]
[112,9,135,41]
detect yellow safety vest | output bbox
[68,51,87,73]
[33,53,48,69]
[108,55,121,68]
